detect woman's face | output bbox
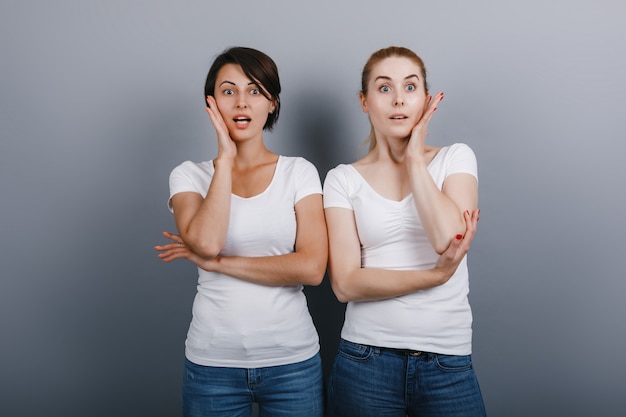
[212,63,275,141]
[360,56,429,140]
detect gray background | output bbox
[2,0,625,416]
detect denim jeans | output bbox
[182,353,323,417]
[327,339,486,417]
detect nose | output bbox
[236,95,248,109]
[393,91,404,106]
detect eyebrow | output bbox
[218,80,259,87]
[374,74,420,82]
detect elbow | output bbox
[433,225,467,255]
[432,234,452,254]
[297,248,327,286]
[305,272,325,287]
[334,292,350,304]
[302,258,327,287]
[181,230,225,259]
[329,278,352,303]
[433,241,449,255]
[189,240,222,260]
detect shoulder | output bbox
[280,155,319,172]
[432,143,477,179]
[170,160,214,177]
[325,163,353,178]
[276,156,322,198]
[323,164,358,191]
[439,143,476,160]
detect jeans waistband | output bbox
[380,347,434,357]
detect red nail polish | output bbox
[456,234,463,240]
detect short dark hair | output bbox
[204,47,281,131]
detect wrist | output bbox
[405,156,428,173]
[431,266,451,287]
[214,156,234,168]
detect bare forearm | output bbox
[331,267,449,303]
[201,251,326,287]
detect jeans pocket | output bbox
[434,354,473,372]
[337,339,374,362]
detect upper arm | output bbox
[170,192,204,237]
[293,194,328,279]
[442,172,478,213]
[324,207,362,298]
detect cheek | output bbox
[213,96,229,111]
[410,95,427,114]
[365,99,387,117]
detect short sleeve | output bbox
[167,160,213,212]
[445,143,478,181]
[323,165,353,210]
[293,157,323,204]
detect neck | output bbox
[371,133,409,164]
[233,138,274,169]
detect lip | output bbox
[232,114,252,129]
[389,113,409,120]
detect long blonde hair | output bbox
[359,46,429,153]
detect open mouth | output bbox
[390,115,408,120]
[234,116,252,125]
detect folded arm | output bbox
[325,207,479,303]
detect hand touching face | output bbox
[360,56,430,140]
[211,63,276,143]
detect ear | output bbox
[359,92,368,113]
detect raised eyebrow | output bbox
[217,81,260,89]
[374,74,421,82]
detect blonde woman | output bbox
[324,46,485,417]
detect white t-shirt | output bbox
[323,143,478,355]
[169,156,321,367]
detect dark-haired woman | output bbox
[155,47,326,417]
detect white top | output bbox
[169,156,321,367]
[323,143,478,355]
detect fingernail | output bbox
[456,234,463,240]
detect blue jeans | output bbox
[182,353,324,417]
[327,339,486,417]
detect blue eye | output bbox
[380,85,390,93]
[406,84,416,91]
